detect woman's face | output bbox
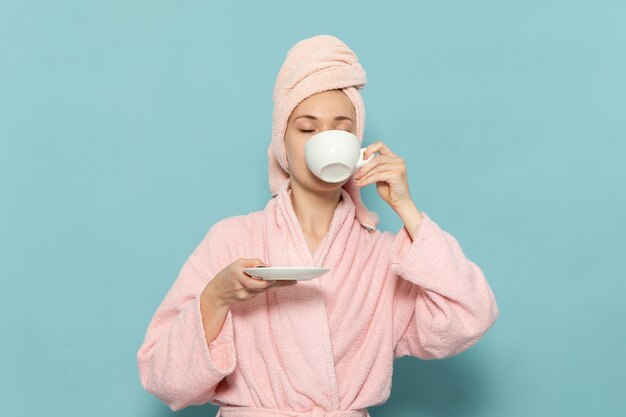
[284,89,357,193]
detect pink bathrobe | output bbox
[136,179,499,416]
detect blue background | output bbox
[1,1,625,416]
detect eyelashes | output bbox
[298,129,352,133]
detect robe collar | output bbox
[265,178,357,267]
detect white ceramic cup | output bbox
[304,130,376,183]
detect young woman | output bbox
[137,34,499,417]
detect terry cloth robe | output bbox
[136,179,499,416]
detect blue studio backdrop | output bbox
[1,1,625,416]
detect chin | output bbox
[295,172,348,194]
[309,175,348,193]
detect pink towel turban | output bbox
[268,34,380,231]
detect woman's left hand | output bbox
[352,141,414,211]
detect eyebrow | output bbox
[294,115,354,123]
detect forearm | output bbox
[199,284,230,346]
[393,199,424,241]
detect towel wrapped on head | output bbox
[268,34,379,231]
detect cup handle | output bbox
[356,147,377,169]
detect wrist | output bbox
[392,199,419,216]
[201,281,229,309]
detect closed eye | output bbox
[298,128,352,133]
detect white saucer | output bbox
[243,267,330,281]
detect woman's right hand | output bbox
[202,258,297,307]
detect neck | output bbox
[289,179,342,238]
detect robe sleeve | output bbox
[136,221,237,411]
[389,212,499,360]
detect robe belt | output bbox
[217,405,369,417]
